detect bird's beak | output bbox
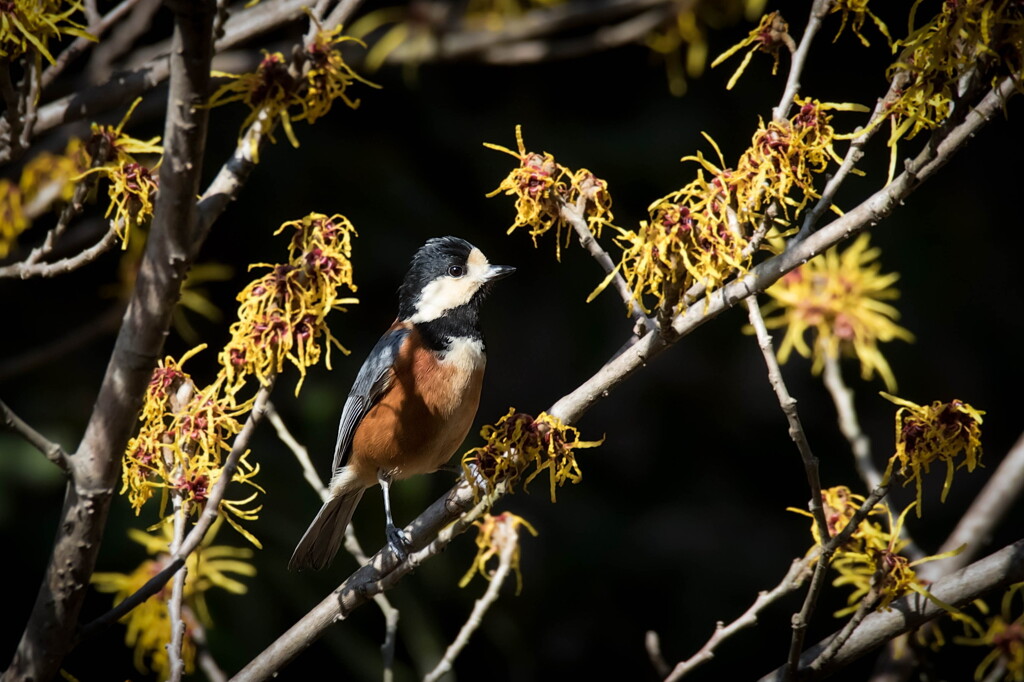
[485,264,516,282]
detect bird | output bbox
[289,236,515,571]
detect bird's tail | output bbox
[289,487,366,571]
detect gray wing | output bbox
[331,326,410,473]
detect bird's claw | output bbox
[385,523,411,561]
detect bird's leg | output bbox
[378,470,411,560]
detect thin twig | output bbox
[558,197,652,336]
[744,296,833,680]
[266,401,327,500]
[0,223,120,279]
[806,586,880,674]
[167,499,190,682]
[744,298,829,550]
[190,613,229,682]
[822,356,880,489]
[422,516,520,682]
[40,0,143,89]
[773,0,832,122]
[0,399,69,472]
[661,558,811,681]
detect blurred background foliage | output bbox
[2,0,1023,679]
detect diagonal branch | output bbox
[226,74,1018,680]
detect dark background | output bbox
[2,1,1023,680]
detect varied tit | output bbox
[289,236,515,571]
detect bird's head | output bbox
[398,236,515,323]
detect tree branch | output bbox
[2,4,215,679]
[0,399,70,472]
[660,558,811,681]
[758,538,1024,681]
[233,65,1016,682]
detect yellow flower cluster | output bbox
[92,520,254,678]
[879,0,1024,180]
[459,512,539,594]
[0,139,87,257]
[122,345,264,544]
[125,212,359,544]
[882,393,984,515]
[0,0,92,64]
[208,26,377,161]
[791,487,961,617]
[612,98,858,313]
[78,98,164,247]
[956,583,1024,682]
[461,408,602,503]
[220,212,358,396]
[485,125,614,260]
[711,11,796,90]
[760,233,914,391]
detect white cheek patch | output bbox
[410,248,490,323]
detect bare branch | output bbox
[558,197,653,336]
[266,401,328,500]
[40,0,144,90]
[773,0,832,122]
[422,516,520,682]
[743,296,831,677]
[0,399,70,472]
[0,223,120,279]
[661,558,810,681]
[167,499,190,682]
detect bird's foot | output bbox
[385,523,411,561]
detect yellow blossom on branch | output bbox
[91,519,255,678]
[711,11,796,90]
[459,512,539,594]
[881,393,984,515]
[610,99,860,314]
[955,582,1024,682]
[461,408,602,502]
[872,0,1024,182]
[208,25,377,161]
[0,0,93,64]
[122,346,264,545]
[759,233,914,391]
[220,212,358,396]
[485,125,614,260]
[829,0,892,47]
[791,488,966,617]
[77,98,163,247]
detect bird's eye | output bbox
[447,264,465,278]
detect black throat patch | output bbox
[415,304,483,351]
